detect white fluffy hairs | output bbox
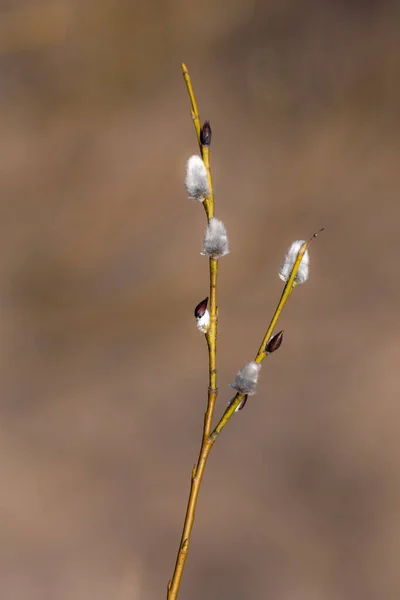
[230,361,261,396]
[201,218,229,259]
[185,155,209,201]
[279,240,309,284]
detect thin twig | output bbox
[181,63,214,219]
[205,258,218,435]
[167,65,219,600]
[181,63,201,147]
[210,230,323,439]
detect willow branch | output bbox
[167,64,219,600]
[168,64,322,600]
[210,230,323,440]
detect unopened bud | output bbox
[194,297,210,333]
[228,394,249,413]
[194,297,208,319]
[265,330,284,354]
[236,395,248,412]
[200,121,212,147]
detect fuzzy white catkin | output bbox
[230,362,261,396]
[201,218,229,259]
[196,309,210,333]
[185,155,209,201]
[279,240,309,284]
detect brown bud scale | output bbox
[266,330,284,354]
[200,121,212,147]
[237,395,248,411]
[194,297,209,319]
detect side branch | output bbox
[210,230,323,439]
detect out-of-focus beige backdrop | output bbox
[1,1,400,598]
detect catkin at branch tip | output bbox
[201,218,229,259]
[185,155,209,201]
[230,361,261,396]
[279,240,309,284]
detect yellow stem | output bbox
[254,250,305,363]
[167,435,215,600]
[181,63,214,220]
[204,258,218,435]
[201,146,214,219]
[168,65,219,600]
[181,63,201,148]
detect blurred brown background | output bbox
[1,0,400,598]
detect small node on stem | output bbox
[311,227,325,240]
[303,227,325,250]
[265,330,284,354]
[200,121,212,147]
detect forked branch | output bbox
[167,64,323,600]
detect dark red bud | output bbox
[237,395,248,411]
[194,297,208,319]
[200,121,212,147]
[266,330,284,354]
